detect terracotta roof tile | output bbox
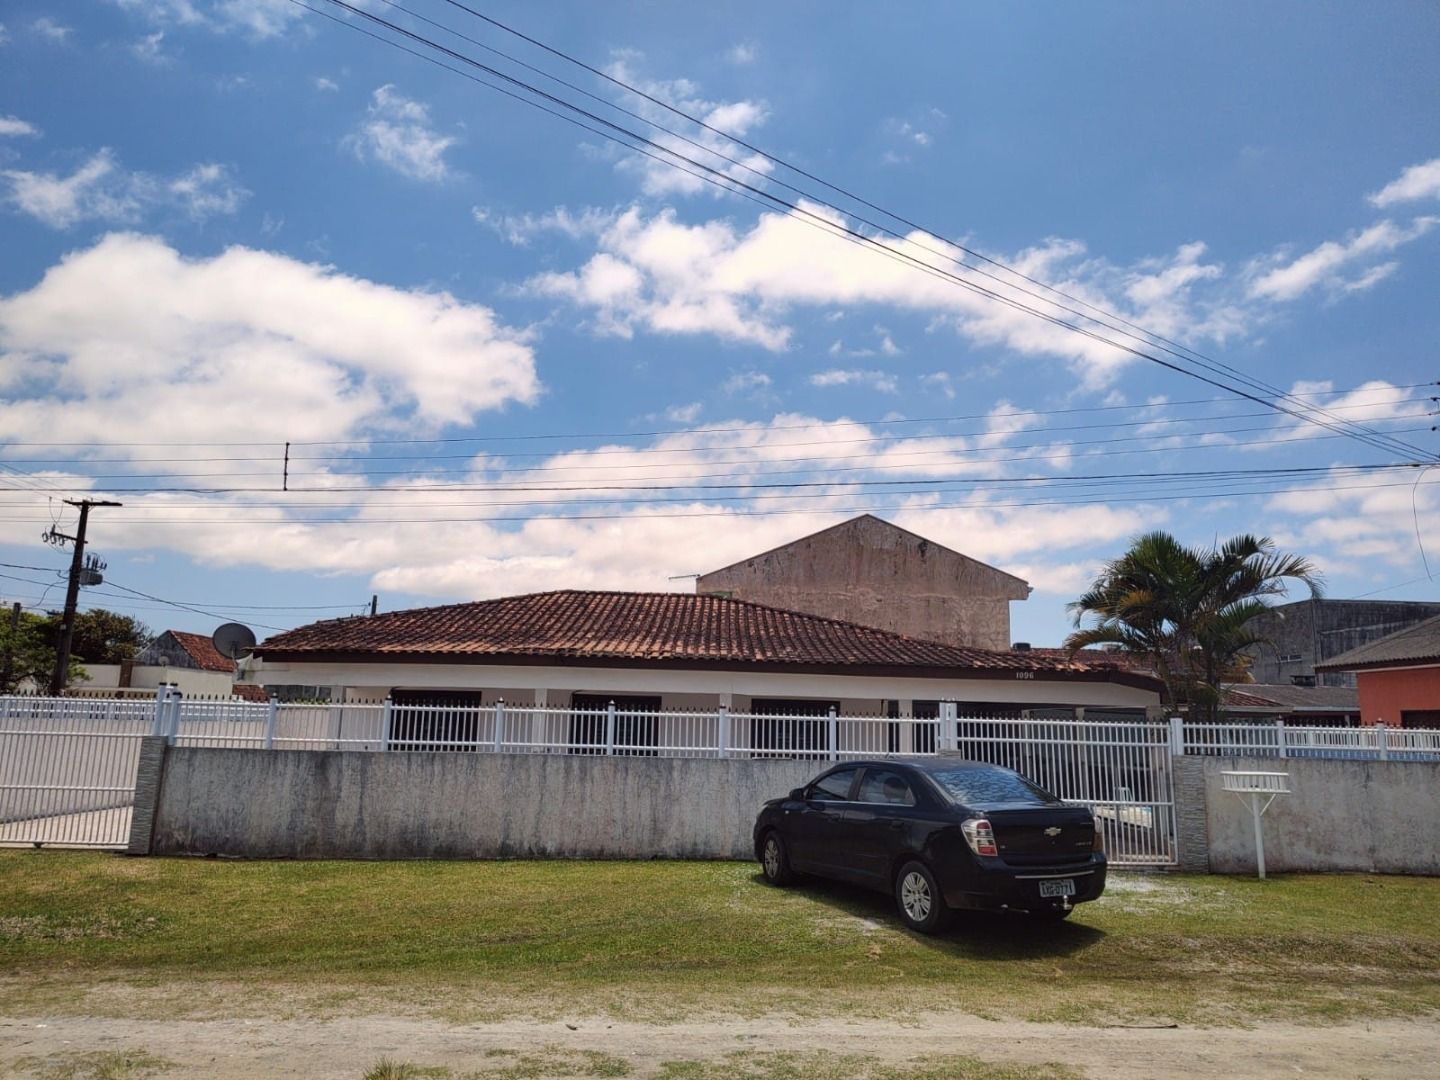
[256,590,1144,679]
[167,630,235,673]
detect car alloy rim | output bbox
[763,838,780,878]
[901,871,931,921]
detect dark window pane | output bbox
[857,768,915,806]
[928,766,1060,807]
[569,695,661,756]
[390,689,484,751]
[809,767,857,801]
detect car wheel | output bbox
[759,830,796,885]
[895,860,951,934]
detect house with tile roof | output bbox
[1315,613,1440,728]
[74,629,267,701]
[244,590,1162,748]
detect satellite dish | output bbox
[212,622,257,660]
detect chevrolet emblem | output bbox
[1044,827,1062,837]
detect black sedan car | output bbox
[753,758,1105,933]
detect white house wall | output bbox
[256,660,1158,711]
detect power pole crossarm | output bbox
[47,498,122,696]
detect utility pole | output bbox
[45,499,121,695]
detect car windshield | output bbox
[927,765,1060,807]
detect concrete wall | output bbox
[76,664,236,696]
[696,515,1030,652]
[1199,756,1440,875]
[150,747,823,860]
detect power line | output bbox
[426,0,1436,462]
[295,0,1434,463]
[1,380,1428,450]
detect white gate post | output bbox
[718,705,731,758]
[1168,716,1185,757]
[941,702,959,753]
[605,700,617,756]
[1377,722,1389,761]
[151,686,171,737]
[263,697,278,750]
[827,707,838,761]
[381,697,393,750]
[1275,719,1287,759]
[494,699,506,753]
[166,688,183,743]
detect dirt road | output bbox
[3,1012,1437,1078]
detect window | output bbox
[857,768,916,806]
[749,698,838,758]
[569,695,661,755]
[1401,710,1440,730]
[390,689,484,751]
[808,767,858,801]
[927,765,1061,807]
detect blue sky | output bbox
[1,0,1438,647]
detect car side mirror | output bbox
[789,787,805,800]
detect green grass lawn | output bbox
[2,851,1437,1026]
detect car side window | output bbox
[857,768,916,806]
[808,767,858,801]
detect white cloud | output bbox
[664,402,702,424]
[725,42,758,65]
[110,0,301,38]
[0,116,39,138]
[1368,158,1440,208]
[168,163,249,218]
[2,149,249,228]
[0,23,9,46]
[921,372,955,400]
[603,57,772,198]
[1246,217,1438,302]
[32,17,72,41]
[472,205,616,247]
[0,234,540,456]
[531,204,1249,386]
[722,370,772,394]
[132,30,168,62]
[809,369,899,394]
[313,76,339,92]
[348,85,456,183]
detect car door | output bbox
[787,766,859,876]
[843,767,921,885]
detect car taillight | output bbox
[1092,814,1105,852]
[961,817,998,857]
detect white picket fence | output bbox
[1181,720,1440,761]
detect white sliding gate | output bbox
[0,696,153,848]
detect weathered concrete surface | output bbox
[697,515,1030,652]
[1201,756,1440,875]
[151,748,823,860]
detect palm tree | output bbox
[1066,532,1322,719]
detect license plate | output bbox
[1039,879,1076,898]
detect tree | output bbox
[0,610,84,693]
[1065,532,1322,720]
[38,609,153,665]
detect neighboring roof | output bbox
[698,514,1031,592]
[1315,613,1440,673]
[1221,683,1359,713]
[1010,647,1155,673]
[231,683,269,702]
[256,590,1156,687]
[165,630,235,673]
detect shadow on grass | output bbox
[748,872,1105,958]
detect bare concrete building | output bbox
[1242,599,1440,689]
[695,515,1031,651]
